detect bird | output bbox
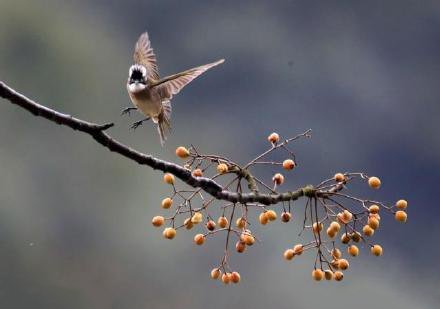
[124,31,225,146]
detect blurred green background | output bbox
[1,0,439,308]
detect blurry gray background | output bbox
[1,0,439,308]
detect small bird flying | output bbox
[124,31,224,145]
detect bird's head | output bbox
[128,64,147,92]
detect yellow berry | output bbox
[371,244,383,256]
[362,224,374,237]
[272,173,285,185]
[216,163,228,174]
[152,216,165,227]
[283,159,295,170]
[236,217,246,228]
[331,248,342,259]
[293,244,304,255]
[369,204,380,214]
[395,210,407,222]
[337,210,352,224]
[217,216,228,228]
[163,227,176,239]
[191,212,203,224]
[334,271,344,281]
[266,209,277,221]
[368,216,380,230]
[326,227,337,239]
[268,132,280,144]
[184,218,193,230]
[284,249,295,260]
[194,233,205,245]
[230,271,241,284]
[206,220,216,231]
[312,269,324,281]
[331,259,340,270]
[241,232,255,246]
[330,221,341,232]
[259,212,269,225]
[236,241,246,253]
[281,212,292,222]
[211,268,221,280]
[396,199,408,210]
[175,146,190,159]
[368,176,381,189]
[324,270,334,280]
[348,245,359,257]
[163,173,175,185]
[341,233,351,244]
[161,197,173,209]
[338,259,349,270]
[334,173,346,182]
[192,168,203,177]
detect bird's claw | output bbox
[121,107,137,116]
[130,120,144,130]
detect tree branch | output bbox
[0,80,317,205]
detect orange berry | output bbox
[272,173,285,185]
[194,233,205,245]
[163,173,175,185]
[334,271,344,281]
[293,244,304,255]
[284,249,295,260]
[362,224,374,237]
[371,244,383,256]
[331,248,342,259]
[312,222,323,233]
[266,210,277,221]
[216,163,228,174]
[395,210,407,222]
[211,268,221,280]
[331,259,340,270]
[341,233,351,244]
[283,159,295,170]
[338,259,349,270]
[351,232,361,243]
[175,146,190,159]
[337,210,352,224]
[192,168,203,177]
[334,173,346,182]
[241,232,255,246]
[348,245,359,257]
[312,269,324,281]
[329,221,341,232]
[221,273,230,284]
[236,241,246,253]
[259,212,269,225]
[152,216,165,227]
[396,199,408,210]
[281,212,292,222]
[326,227,337,239]
[217,216,228,228]
[161,197,173,209]
[369,204,380,214]
[184,218,193,230]
[368,216,380,230]
[268,132,280,144]
[163,227,176,239]
[236,217,246,229]
[206,220,216,231]
[191,212,203,224]
[368,176,381,189]
[230,271,241,284]
[324,270,334,280]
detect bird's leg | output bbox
[130,117,151,130]
[121,107,138,116]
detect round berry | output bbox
[163,173,175,185]
[396,199,408,210]
[331,248,342,259]
[211,268,221,280]
[192,168,203,177]
[395,210,407,222]
[348,245,359,257]
[281,212,292,223]
[216,163,228,174]
[326,227,337,239]
[236,217,246,228]
[283,159,295,170]
[217,216,228,228]
[272,173,285,185]
[175,146,190,159]
[191,212,203,224]
[163,227,176,239]
[221,273,230,284]
[371,244,383,256]
[362,224,374,237]
[259,212,269,225]
[334,271,344,281]
[341,233,351,244]
[268,132,280,144]
[152,216,165,227]
[293,244,304,255]
[206,220,216,231]
[329,221,341,232]
[369,204,380,214]
[284,249,295,260]
[312,269,324,281]
[324,270,334,280]
[161,197,173,209]
[334,173,346,183]
[368,176,381,189]
[236,241,246,253]
[312,222,323,233]
[338,259,349,270]
[231,271,241,284]
[266,210,277,221]
[368,216,380,230]
[194,233,205,245]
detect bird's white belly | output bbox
[131,97,161,122]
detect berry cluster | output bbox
[151,130,408,284]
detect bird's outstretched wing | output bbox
[153,59,224,100]
[133,32,160,81]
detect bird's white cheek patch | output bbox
[128,83,146,93]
